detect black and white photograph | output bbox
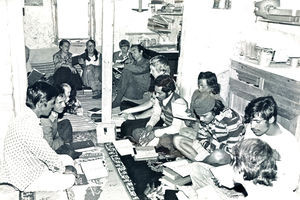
[0,0,300,199]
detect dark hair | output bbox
[56,85,65,98]
[119,39,130,48]
[83,39,99,62]
[26,81,58,109]
[198,71,220,95]
[244,96,277,124]
[154,75,176,94]
[59,39,70,48]
[211,99,225,116]
[232,138,277,186]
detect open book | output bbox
[80,159,108,180]
[113,139,134,156]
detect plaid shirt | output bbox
[0,107,64,191]
[196,108,245,153]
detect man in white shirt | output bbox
[132,75,187,153]
[0,81,76,192]
[243,96,300,193]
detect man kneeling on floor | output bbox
[173,93,245,165]
[0,81,77,192]
[132,75,187,154]
[40,85,81,160]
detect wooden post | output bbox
[101,0,114,123]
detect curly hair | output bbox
[198,71,220,95]
[26,81,58,109]
[149,55,170,75]
[211,99,225,116]
[232,138,278,186]
[244,96,277,123]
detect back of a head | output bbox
[154,75,176,93]
[244,96,277,123]
[150,55,170,75]
[198,71,220,95]
[232,138,277,186]
[26,81,57,109]
[119,39,130,48]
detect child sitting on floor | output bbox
[61,83,83,116]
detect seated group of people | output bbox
[2,43,300,199]
[0,81,80,192]
[116,57,300,199]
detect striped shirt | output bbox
[196,107,245,153]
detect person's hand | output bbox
[145,125,153,133]
[69,67,77,74]
[78,58,85,65]
[120,113,135,120]
[139,131,155,146]
[64,165,78,177]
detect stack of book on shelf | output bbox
[160,159,192,189]
[133,146,158,161]
[147,15,172,33]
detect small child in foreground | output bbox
[61,83,83,116]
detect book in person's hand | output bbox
[27,68,45,86]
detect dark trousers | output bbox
[53,67,83,97]
[120,118,164,138]
[57,119,73,144]
[112,69,148,108]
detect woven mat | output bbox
[104,143,139,200]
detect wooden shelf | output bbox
[259,19,300,26]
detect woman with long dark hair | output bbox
[78,39,102,99]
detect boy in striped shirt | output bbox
[174,93,245,165]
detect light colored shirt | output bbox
[0,106,64,191]
[85,54,100,66]
[146,93,186,136]
[245,124,300,192]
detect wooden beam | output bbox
[101,0,114,123]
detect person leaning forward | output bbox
[173,93,245,166]
[0,81,77,192]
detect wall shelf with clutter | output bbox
[254,0,300,27]
[147,0,183,35]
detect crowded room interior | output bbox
[1,0,300,199]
